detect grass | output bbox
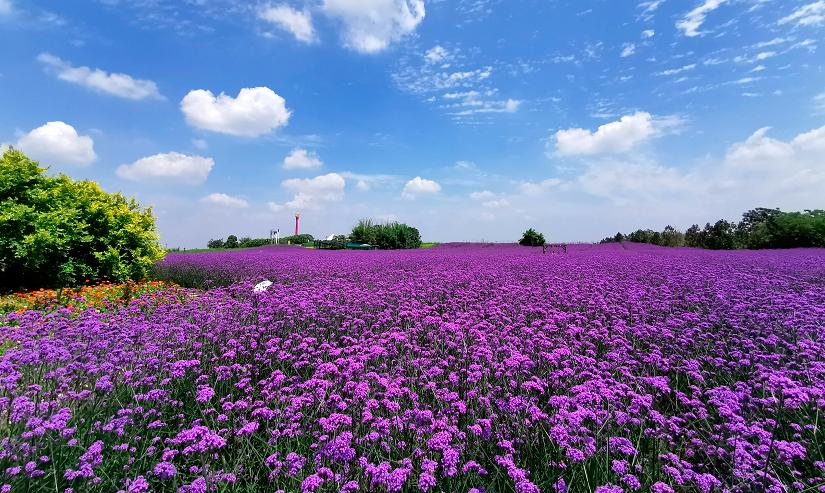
[420,242,440,249]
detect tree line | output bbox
[601,208,825,249]
[206,220,422,250]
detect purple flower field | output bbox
[2,244,824,492]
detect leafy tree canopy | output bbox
[0,149,164,290]
[519,228,546,247]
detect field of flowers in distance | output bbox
[2,243,824,492]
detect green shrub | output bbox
[0,149,164,291]
[518,228,546,247]
[207,238,225,249]
[224,235,239,249]
[350,219,422,249]
[281,234,314,245]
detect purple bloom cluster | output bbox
[2,243,824,492]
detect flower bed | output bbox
[1,244,824,492]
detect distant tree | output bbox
[207,238,225,249]
[702,220,737,250]
[350,219,421,249]
[519,228,546,247]
[684,224,703,248]
[660,225,684,247]
[225,235,239,249]
[614,232,625,243]
[351,219,378,245]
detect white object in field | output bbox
[254,280,273,292]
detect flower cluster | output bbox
[1,243,824,492]
[0,280,182,315]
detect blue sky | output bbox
[2,0,824,247]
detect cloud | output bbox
[778,1,825,27]
[16,121,96,166]
[116,152,214,185]
[200,193,249,208]
[621,43,636,57]
[322,0,425,53]
[339,171,401,191]
[677,0,728,37]
[283,148,323,170]
[0,0,12,15]
[642,29,655,38]
[657,63,697,76]
[37,53,162,100]
[519,178,562,196]
[402,176,441,198]
[424,45,448,64]
[815,91,825,113]
[180,87,291,137]
[638,0,664,20]
[576,158,697,204]
[568,124,825,210]
[269,173,346,210]
[259,4,316,43]
[553,112,680,156]
[469,190,496,200]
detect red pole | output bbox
[295,214,300,236]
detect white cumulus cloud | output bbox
[283,148,323,169]
[200,193,249,208]
[259,4,316,43]
[16,121,96,166]
[554,112,679,156]
[322,0,425,54]
[37,53,162,100]
[677,0,728,37]
[116,152,214,185]
[181,87,291,137]
[402,176,441,199]
[269,173,346,210]
[779,1,825,27]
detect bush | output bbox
[239,238,272,248]
[224,235,239,249]
[350,219,422,249]
[281,234,314,245]
[518,228,545,247]
[207,238,225,249]
[0,149,164,291]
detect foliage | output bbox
[207,238,225,249]
[2,245,823,492]
[281,234,315,245]
[224,235,239,249]
[0,149,164,291]
[518,228,546,247]
[600,208,825,250]
[350,219,422,249]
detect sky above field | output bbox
[1,0,824,246]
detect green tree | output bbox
[207,238,225,249]
[684,224,703,247]
[224,235,239,249]
[0,149,164,291]
[519,228,546,247]
[350,219,422,249]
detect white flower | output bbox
[254,280,273,293]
